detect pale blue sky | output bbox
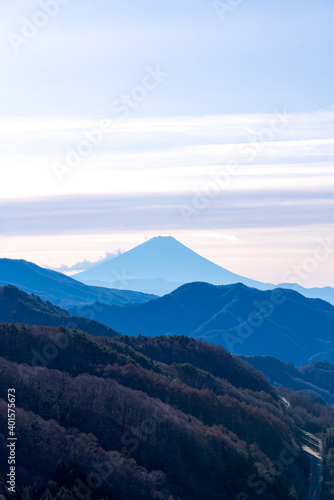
[0,0,333,286]
[1,0,334,117]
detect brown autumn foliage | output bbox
[0,323,333,499]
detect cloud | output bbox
[52,250,124,272]
[1,110,334,202]
[1,189,333,238]
[0,111,333,250]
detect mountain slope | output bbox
[240,355,334,405]
[0,285,119,337]
[70,282,334,365]
[2,324,332,498]
[0,258,155,308]
[74,236,270,294]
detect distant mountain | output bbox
[239,355,334,405]
[70,282,334,365]
[74,236,334,305]
[74,236,270,295]
[1,324,330,499]
[278,282,334,307]
[0,285,118,337]
[0,258,155,309]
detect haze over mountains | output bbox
[2,282,333,406]
[74,236,334,304]
[70,282,334,366]
[1,236,333,366]
[0,258,154,309]
[0,237,332,308]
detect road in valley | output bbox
[298,430,323,500]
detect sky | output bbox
[0,0,333,287]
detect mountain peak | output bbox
[144,235,183,245]
[74,236,265,295]
[151,235,173,239]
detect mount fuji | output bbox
[74,236,334,304]
[74,236,271,295]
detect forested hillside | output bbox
[0,324,334,498]
[0,285,119,338]
[240,355,334,404]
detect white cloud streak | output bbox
[0,111,333,200]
